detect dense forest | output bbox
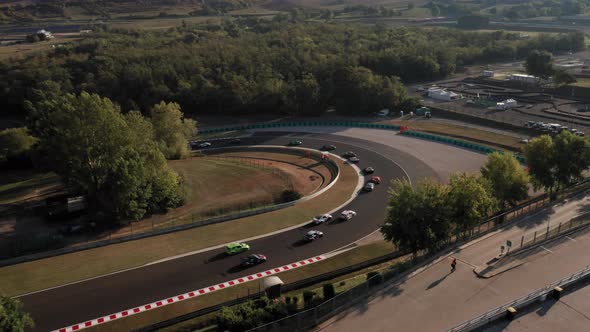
[0,19,585,118]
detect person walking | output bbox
[451,258,457,273]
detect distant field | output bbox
[0,35,79,60]
[572,77,590,87]
[0,170,61,204]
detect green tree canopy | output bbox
[35,92,185,220]
[0,127,37,163]
[381,179,451,255]
[524,134,556,192]
[480,152,529,209]
[150,101,197,160]
[0,295,34,332]
[553,130,590,187]
[525,50,554,79]
[448,172,497,232]
[553,68,576,86]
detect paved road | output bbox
[20,132,486,331]
[319,196,590,332]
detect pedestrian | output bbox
[451,258,457,273]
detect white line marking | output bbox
[540,246,553,253]
[565,236,577,242]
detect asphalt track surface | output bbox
[21,132,440,331]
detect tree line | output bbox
[1,92,195,222]
[0,20,584,119]
[383,130,590,255]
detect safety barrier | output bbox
[199,121,401,134]
[445,264,590,332]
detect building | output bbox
[496,99,517,110]
[509,74,538,84]
[482,70,495,78]
[427,87,460,101]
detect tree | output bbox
[524,134,557,193]
[0,295,34,332]
[35,92,184,221]
[381,179,451,255]
[553,68,576,86]
[553,130,590,188]
[0,127,37,164]
[480,152,529,210]
[447,173,497,233]
[525,50,554,79]
[150,101,196,160]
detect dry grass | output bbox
[386,119,524,151]
[0,156,358,296]
[0,170,61,204]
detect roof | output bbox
[261,276,283,290]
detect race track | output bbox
[20,130,486,331]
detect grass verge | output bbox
[85,241,397,332]
[0,170,61,204]
[388,119,524,151]
[0,156,357,296]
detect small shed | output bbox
[260,276,284,299]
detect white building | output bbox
[496,99,517,110]
[36,29,54,40]
[428,87,460,101]
[510,74,538,84]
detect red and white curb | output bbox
[53,255,326,332]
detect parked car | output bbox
[348,156,360,163]
[241,254,267,267]
[525,121,535,128]
[363,182,375,192]
[576,132,586,137]
[363,167,375,174]
[343,151,357,158]
[304,230,324,241]
[198,142,212,148]
[321,145,336,151]
[313,214,332,224]
[340,210,357,220]
[369,176,382,184]
[225,242,250,255]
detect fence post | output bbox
[557,222,562,235]
[546,224,550,240]
[520,235,524,248]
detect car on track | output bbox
[225,242,250,255]
[363,167,375,174]
[228,138,242,144]
[340,210,357,220]
[363,182,375,192]
[241,254,267,267]
[288,140,303,146]
[198,142,212,148]
[348,156,360,163]
[304,230,324,241]
[313,214,332,224]
[369,176,382,184]
[321,144,337,151]
[343,151,357,158]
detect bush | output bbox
[323,283,336,300]
[277,189,302,203]
[339,281,346,287]
[303,290,316,308]
[367,271,383,287]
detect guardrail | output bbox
[445,264,590,332]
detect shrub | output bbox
[367,271,383,287]
[339,281,346,287]
[303,290,316,308]
[323,283,336,300]
[277,189,302,203]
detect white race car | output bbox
[340,210,357,220]
[313,214,332,224]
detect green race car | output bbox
[288,140,302,146]
[225,242,250,255]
